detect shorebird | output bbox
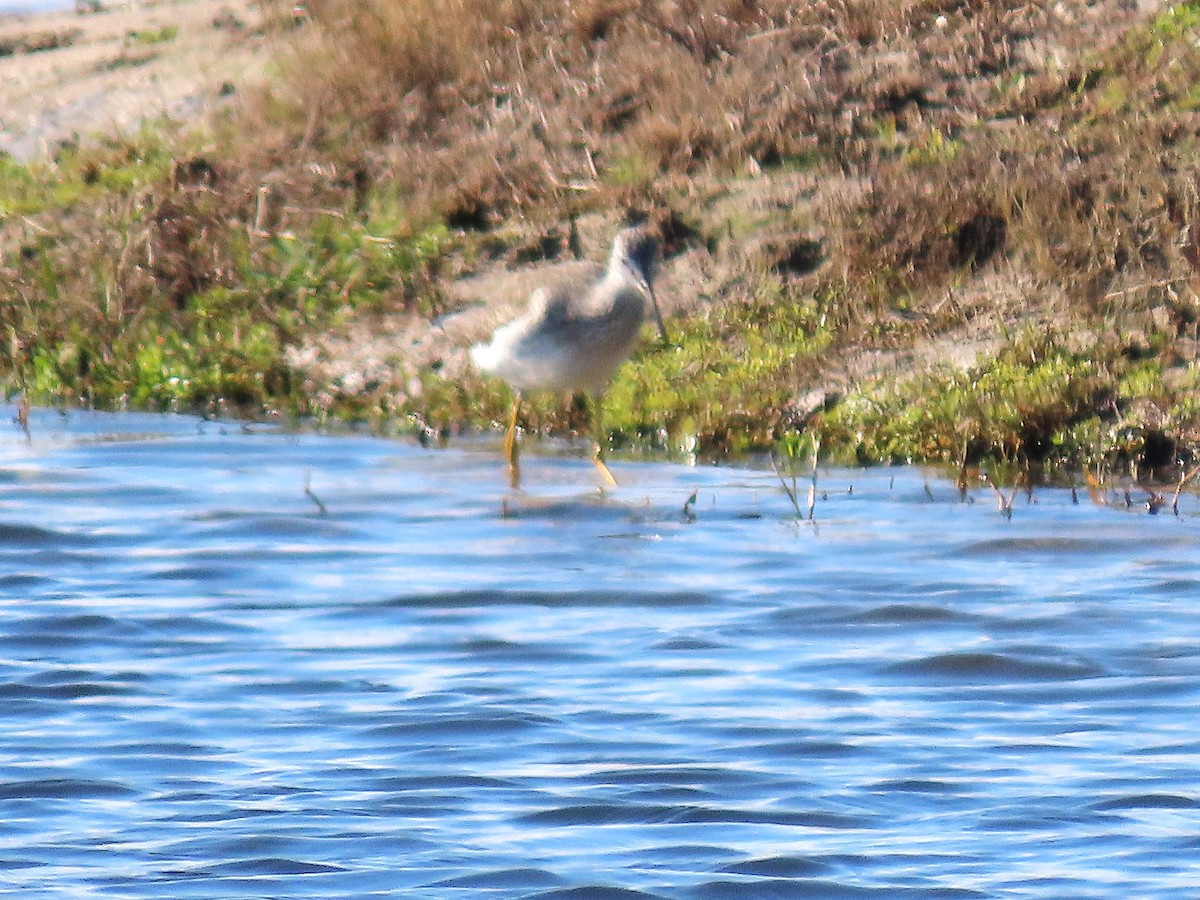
[470,225,667,489]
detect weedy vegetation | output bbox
[771,429,820,520]
[5,0,1200,484]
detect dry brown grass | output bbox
[807,0,1200,353]
[10,0,1200,466]
[12,0,1178,315]
[233,0,1169,256]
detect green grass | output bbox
[818,324,1199,477]
[0,122,176,217]
[824,342,1105,465]
[604,273,834,454]
[125,25,179,47]
[1,121,453,417]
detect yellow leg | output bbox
[590,393,617,488]
[503,394,522,489]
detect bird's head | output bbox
[611,226,668,342]
[612,226,659,286]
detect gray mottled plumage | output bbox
[471,226,664,392]
[470,226,667,488]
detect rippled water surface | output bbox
[2,406,1199,899]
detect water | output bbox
[1,405,1198,899]
[0,1,68,14]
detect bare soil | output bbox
[0,0,267,160]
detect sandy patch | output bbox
[0,0,269,159]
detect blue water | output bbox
[0,1,68,14]
[1,406,1198,898]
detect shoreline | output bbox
[3,0,1199,482]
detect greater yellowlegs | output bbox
[470,225,667,488]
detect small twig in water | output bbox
[1172,464,1200,516]
[1084,469,1108,507]
[806,431,821,521]
[770,450,802,517]
[15,395,30,441]
[303,472,327,516]
[979,471,1019,519]
[772,434,820,525]
[772,430,821,522]
[956,437,971,500]
[682,490,698,522]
